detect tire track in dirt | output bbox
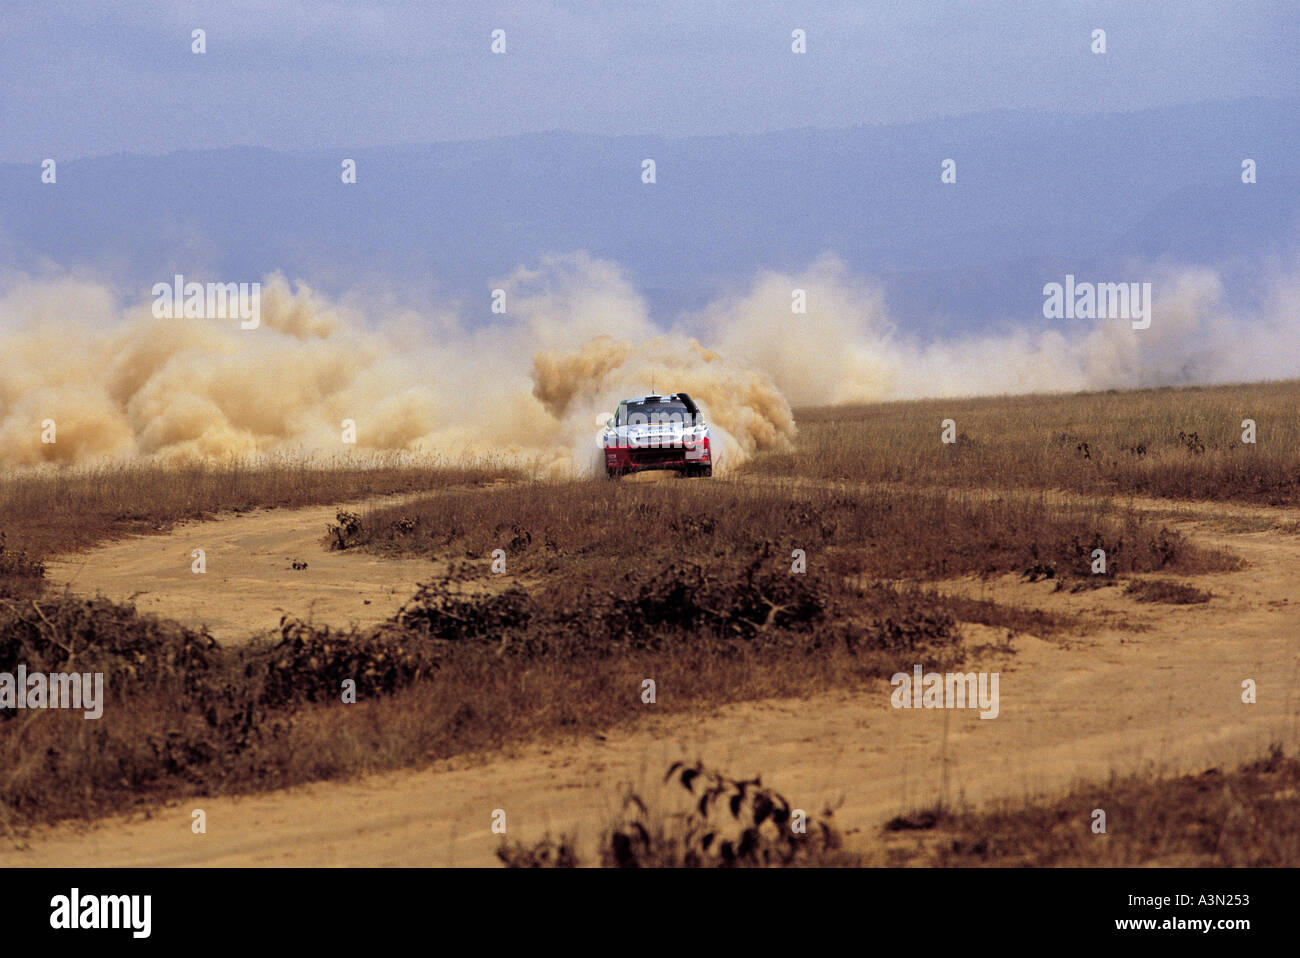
[8,487,1300,866]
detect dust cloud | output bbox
[0,255,793,473]
[694,253,1300,404]
[2,252,1296,472]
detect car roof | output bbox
[618,393,702,416]
[622,393,689,404]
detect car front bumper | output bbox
[605,437,711,471]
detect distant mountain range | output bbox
[2,96,1296,333]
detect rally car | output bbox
[602,393,713,478]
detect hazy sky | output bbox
[2,0,1297,161]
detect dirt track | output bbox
[9,490,1299,867]
[43,496,442,644]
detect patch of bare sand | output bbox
[43,495,444,644]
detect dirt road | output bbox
[44,497,441,644]
[10,492,1299,866]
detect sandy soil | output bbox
[9,491,1298,867]
[43,496,443,644]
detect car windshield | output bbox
[619,400,691,426]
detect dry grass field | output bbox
[2,380,1298,865]
[762,380,1300,505]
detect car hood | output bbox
[608,423,704,445]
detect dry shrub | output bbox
[0,534,43,580]
[495,835,580,868]
[497,761,851,868]
[261,616,442,708]
[0,534,45,599]
[1124,578,1213,604]
[603,761,843,867]
[0,592,220,708]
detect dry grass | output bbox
[0,380,1280,831]
[1124,578,1213,604]
[1,567,968,827]
[336,478,1238,582]
[0,470,1230,827]
[759,380,1300,506]
[886,745,1300,867]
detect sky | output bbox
[2,0,1298,162]
[1,1,1299,466]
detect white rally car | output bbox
[602,393,713,479]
